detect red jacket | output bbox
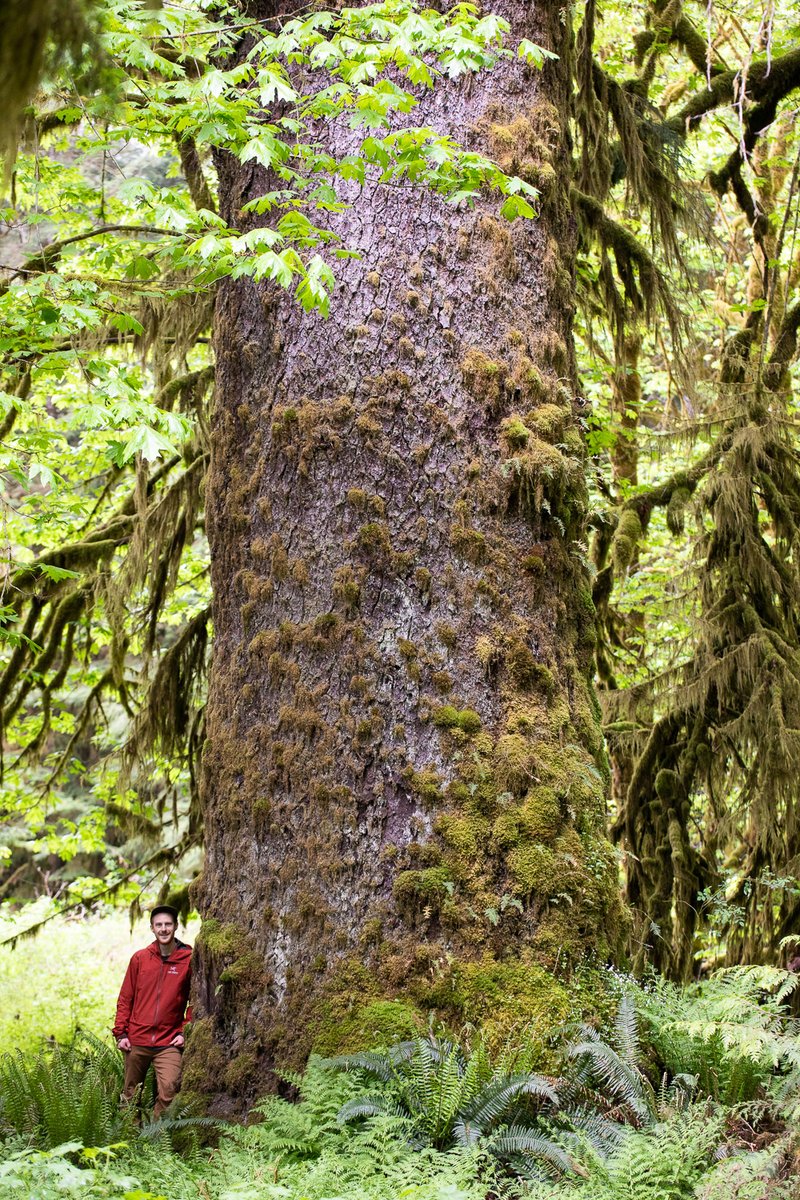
[113,940,192,1047]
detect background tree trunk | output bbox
[189,0,625,1100]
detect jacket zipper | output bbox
[152,955,167,1044]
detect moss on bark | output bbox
[190,0,626,1103]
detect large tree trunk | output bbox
[189,0,625,1100]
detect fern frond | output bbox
[564,1106,629,1158]
[568,1039,654,1123]
[486,1126,578,1177]
[319,1050,395,1082]
[612,993,641,1068]
[461,1072,559,1132]
[336,1093,397,1124]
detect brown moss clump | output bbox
[478,214,519,282]
[436,622,457,649]
[461,347,507,409]
[494,733,534,796]
[431,670,453,694]
[522,553,546,575]
[354,521,392,561]
[506,638,555,694]
[450,523,487,565]
[405,767,443,806]
[269,395,354,475]
[414,567,432,599]
[332,564,361,613]
[346,488,386,516]
[526,403,570,442]
[534,329,569,373]
[510,355,547,403]
[503,437,585,532]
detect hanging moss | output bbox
[666,485,691,535]
[503,436,585,532]
[612,508,643,570]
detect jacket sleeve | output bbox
[112,954,138,1038]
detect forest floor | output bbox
[0,910,798,1200]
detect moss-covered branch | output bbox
[668,47,800,134]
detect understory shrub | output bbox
[0,1031,217,1154]
[0,1032,133,1149]
[522,1105,728,1200]
[321,1036,575,1178]
[633,967,800,1116]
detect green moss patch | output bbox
[421,954,571,1054]
[432,706,482,735]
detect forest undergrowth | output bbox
[0,921,798,1200]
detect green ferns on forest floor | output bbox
[1,969,799,1199]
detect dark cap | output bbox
[150,905,179,924]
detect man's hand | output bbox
[170,1033,185,1048]
[117,1037,131,1051]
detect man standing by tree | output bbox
[112,905,192,1118]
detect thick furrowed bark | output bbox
[189,0,625,1101]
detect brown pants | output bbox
[121,1045,182,1118]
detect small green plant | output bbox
[0,1141,143,1200]
[523,1106,728,1200]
